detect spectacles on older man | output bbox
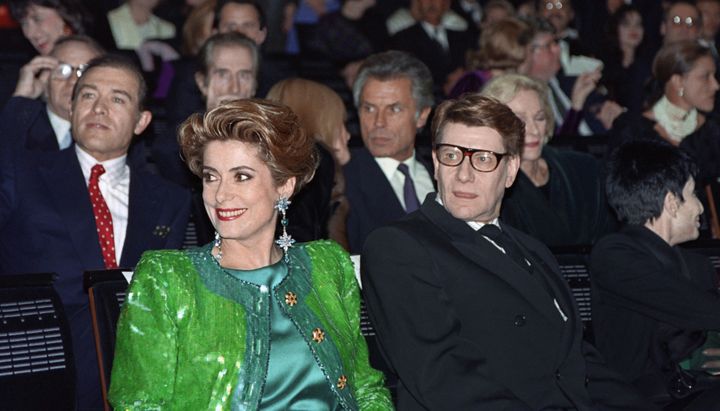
[51,63,87,80]
[434,143,507,172]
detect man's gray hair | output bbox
[353,50,434,117]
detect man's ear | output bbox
[663,191,679,218]
[133,110,152,135]
[195,72,209,98]
[431,149,439,181]
[416,106,432,129]
[504,154,521,188]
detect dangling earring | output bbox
[679,87,685,98]
[214,231,223,262]
[274,197,295,262]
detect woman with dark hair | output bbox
[9,0,86,54]
[108,99,392,410]
[610,40,720,184]
[599,4,653,115]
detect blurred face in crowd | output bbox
[46,41,102,120]
[331,117,351,166]
[415,0,450,26]
[481,5,513,30]
[196,44,256,110]
[662,2,700,44]
[668,177,703,245]
[202,140,295,246]
[698,0,720,40]
[433,123,519,223]
[607,0,624,14]
[505,89,548,163]
[674,55,719,112]
[20,4,72,55]
[217,2,267,45]
[358,77,430,162]
[522,32,561,81]
[71,66,151,162]
[618,10,644,50]
[540,0,574,33]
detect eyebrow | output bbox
[202,165,256,173]
[78,83,135,101]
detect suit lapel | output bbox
[121,169,162,267]
[40,149,103,269]
[421,197,565,326]
[357,148,406,220]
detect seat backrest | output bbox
[85,269,130,410]
[551,245,594,343]
[0,273,76,410]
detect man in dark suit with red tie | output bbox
[0,55,191,410]
[362,94,652,410]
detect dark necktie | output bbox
[397,163,420,213]
[549,84,567,125]
[479,224,531,272]
[89,164,118,269]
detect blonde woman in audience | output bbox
[268,78,352,249]
[448,17,532,98]
[482,74,615,246]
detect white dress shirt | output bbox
[46,108,72,149]
[375,153,435,211]
[76,146,130,264]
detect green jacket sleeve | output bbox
[108,250,188,410]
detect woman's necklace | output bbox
[652,95,698,143]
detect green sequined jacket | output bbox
[108,240,393,410]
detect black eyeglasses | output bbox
[434,143,507,172]
[51,63,87,80]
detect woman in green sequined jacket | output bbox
[108,99,393,410]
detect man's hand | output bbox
[594,100,625,130]
[570,69,601,111]
[13,56,58,99]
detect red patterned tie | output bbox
[88,164,118,269]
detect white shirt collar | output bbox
[75,145,128,186]
[375,152,419,180]
[420,21,449,50]
[46,107,72,150]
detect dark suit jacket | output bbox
[0,146,191,409]
[343,146,433,254]
[362,194,652,410]
[591,226,720,388]
[0,96,60,151]
[390,23,474,95]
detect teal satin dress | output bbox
[226,258,341,410]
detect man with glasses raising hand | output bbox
[362,93,652,410]
[1,35,103,151]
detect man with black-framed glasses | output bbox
[362,93,652,410]
[1,35,103,151]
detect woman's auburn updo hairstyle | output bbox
[178,98,319,196]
